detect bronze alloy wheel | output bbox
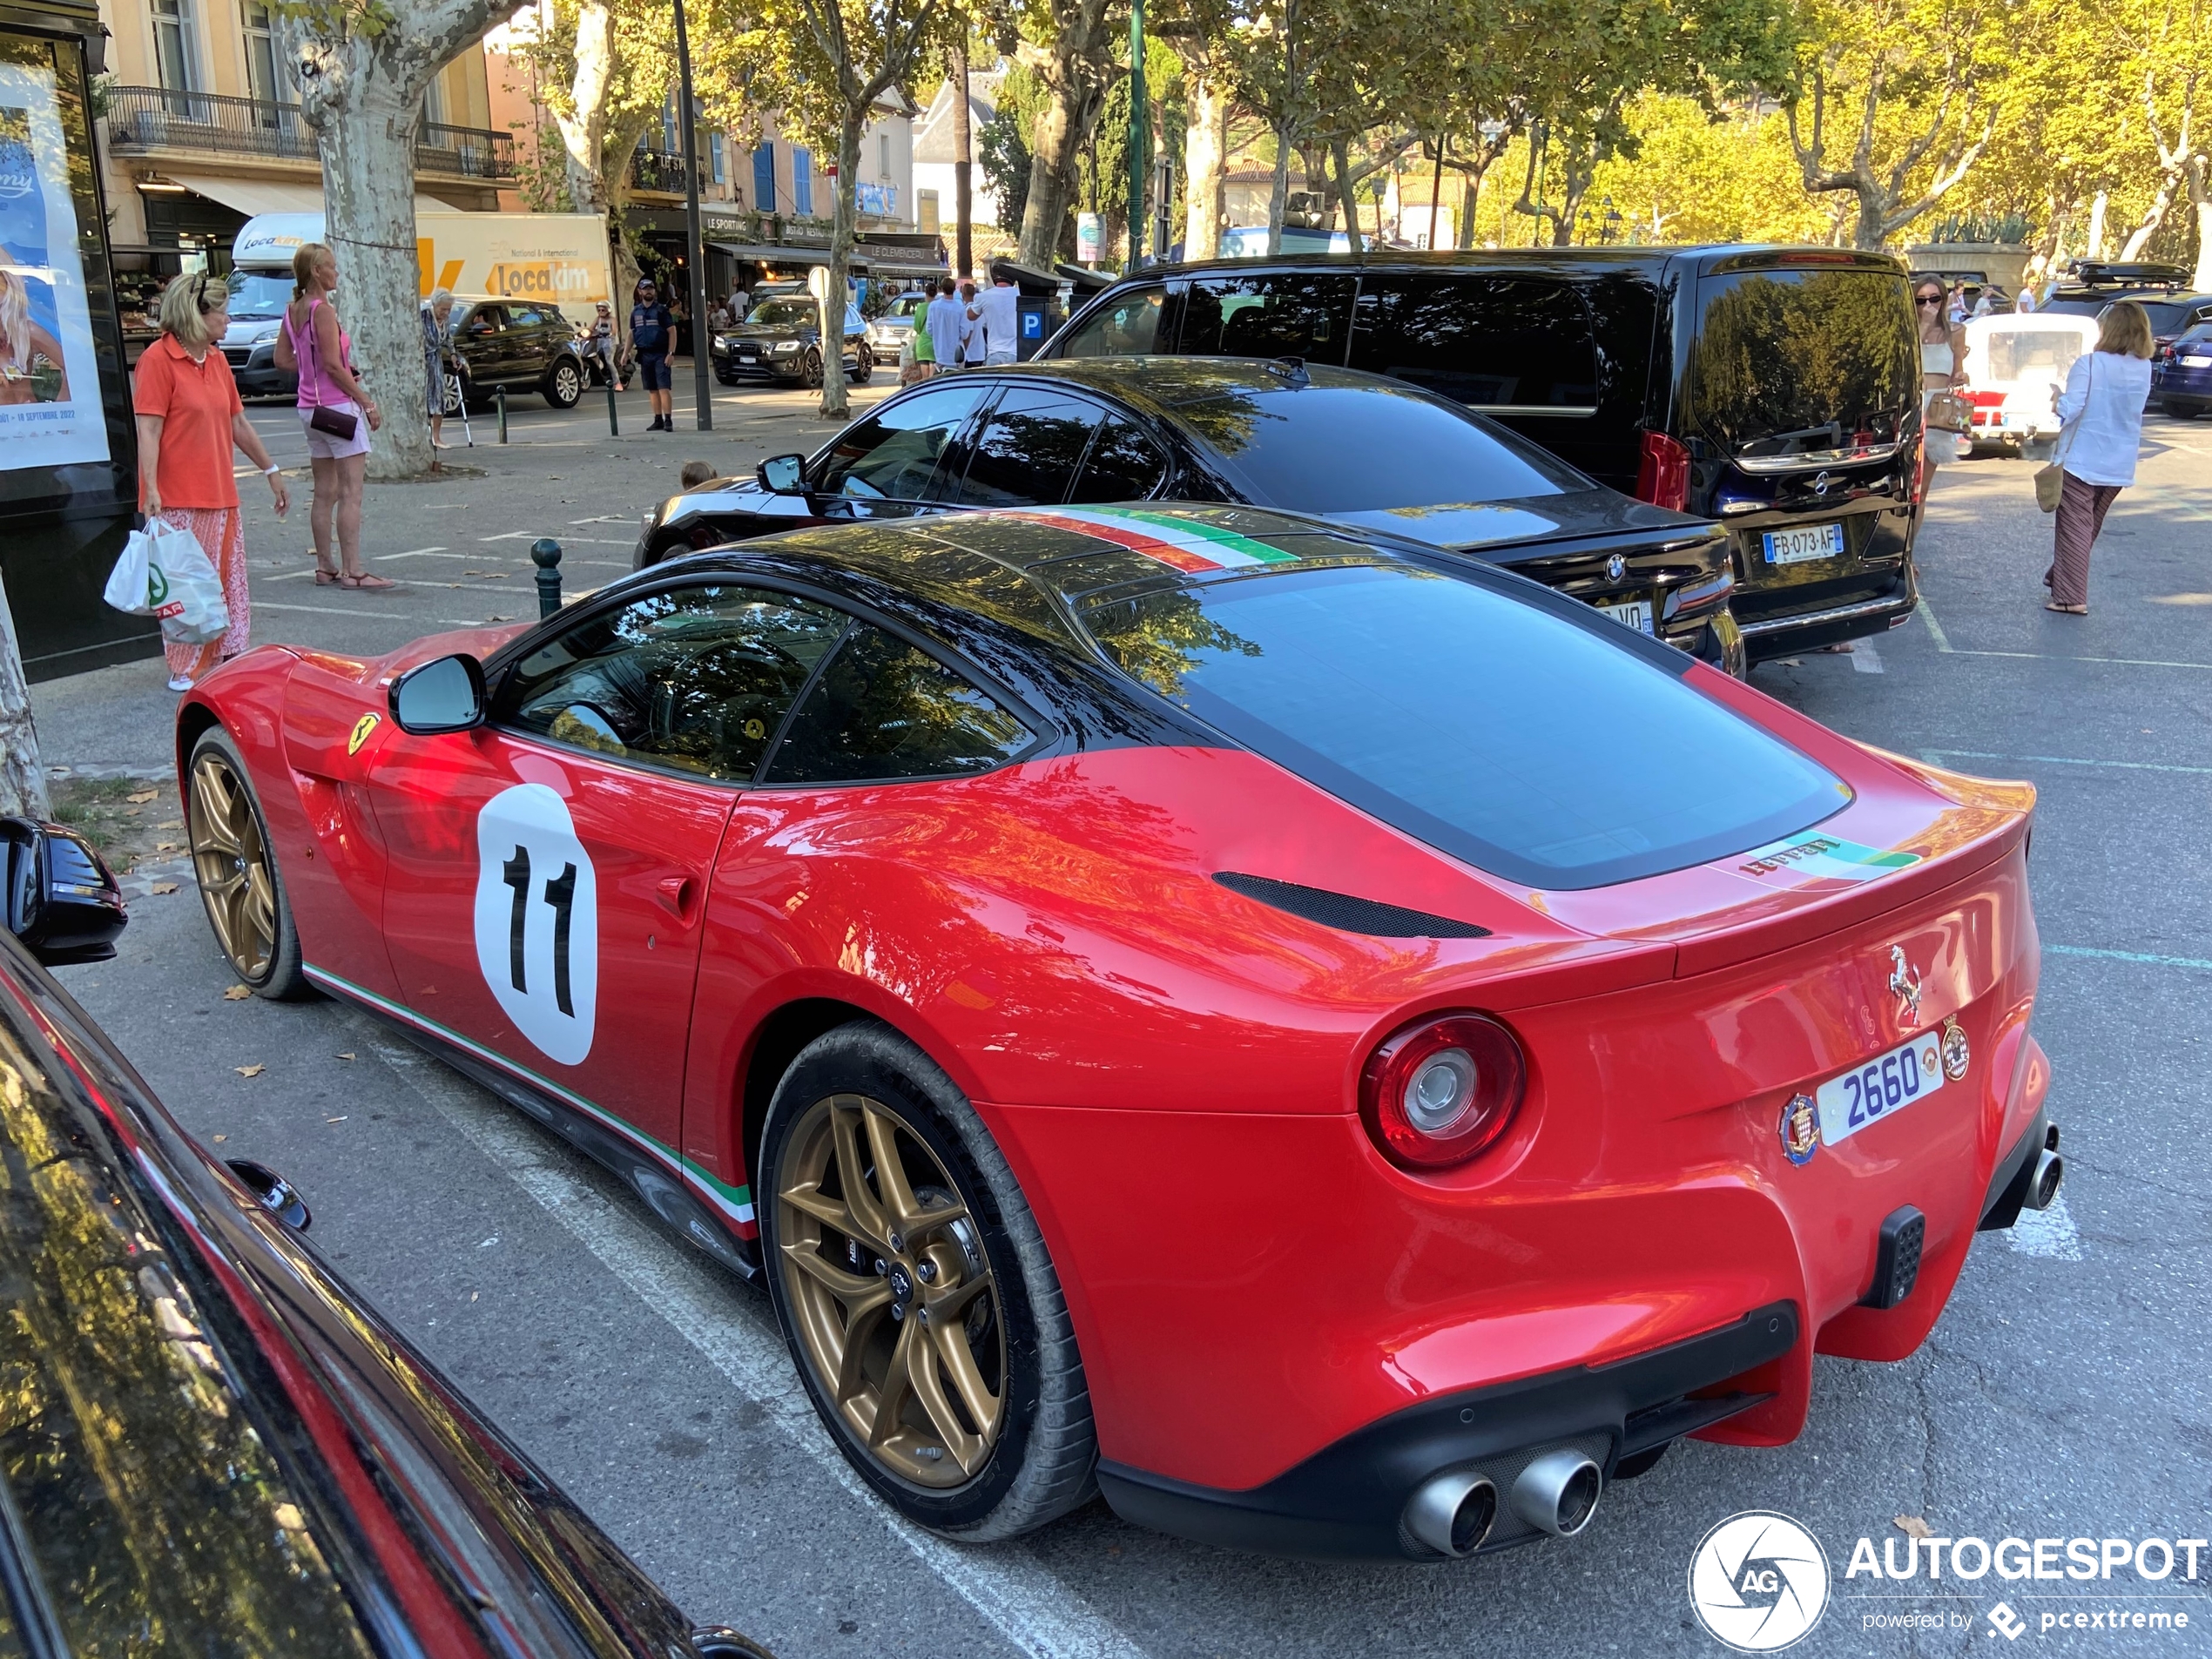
[188,749,279,982]
[774,1091,1006,1488]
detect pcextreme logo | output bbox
[1689,1511,1832,1652]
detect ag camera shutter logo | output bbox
[1689,1511,1831,1651]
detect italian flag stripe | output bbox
[995,506,1300,572]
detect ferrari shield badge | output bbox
[347,712,381,756]
[1940,1016,1970,1081]
[1780,1093,1821,1164]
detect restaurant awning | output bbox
[163,174,470,217]
[710,242,872,273]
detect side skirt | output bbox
[307,967,761,1282]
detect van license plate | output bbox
[1763,524,1844,564]
[1814,1029,1946,1147]
[1598,598,1653,634]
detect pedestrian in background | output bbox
[1915,273,1968,487]
[957,280,987,368]
[586,301,618,386]
[2044,300,2154,616]
[421,287,455,456]
[630,277,676,431]
[924,278,963,375]
[273,242,392,591]
[133,271,289,691]
[973,272,1019,366]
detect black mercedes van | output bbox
[1039,246,1924,664]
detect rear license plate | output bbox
[1597,597,1654,634]
[1815,1029,1946,1146]
[2182,354,2212,368]
[1763,523,1844,564]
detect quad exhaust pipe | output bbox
[1510,1448,1603,1538]
[1405,1470,1499,1558]
[1407,1447,1603,1557]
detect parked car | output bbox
[0,819,770,1659]
[1959,312,2099,452]
[179,504,2060,1560]
[864,290,932,360]
[632,359,1742,671]
[712,296,873,388]
[220,266,304,398]
[2038,262,2212,350]
[441,297,594,412]
[2152,320,2212,417]
[1040,247,1926,664]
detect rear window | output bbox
[1979,326,2089,384]
[1175,382,1582,513]
[1060,286,1173,356]
[1177,273,1357,361]
[1081,563,1843,888]
[1690,268,1917,463]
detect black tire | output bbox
[544,357,584,409]
[801,349,823,389]
[852,344,873,385]
[759,1022,1096,1540]
[185,726,311,1000]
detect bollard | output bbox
[496,384,509,444]
[605,370,619,436]
[530,537,563,617]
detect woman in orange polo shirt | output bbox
[134,273,289,691]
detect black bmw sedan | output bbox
[636,358,1741,671]
[0,819,767,1659]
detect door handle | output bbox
[656,874,700,924]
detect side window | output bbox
[764,624,1033,786]
[494,584,849,781]
[1071,412,1168,501]
[1059,286,1173,357]
[952,390,1105,508]
[1348,277,1599,410]
[1177,273,1356,363]
[814,382,987,502]
[507,304,547,328]
[464,306,506,336]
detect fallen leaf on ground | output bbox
[156,819,182,830]
[486,615,513,623]
[1894,1515,1932,1540]
[223,985,252,1001]
[151,881,179,895]
[470,1291,480,1302]
[126,788,158,803]
[325,1116,347,1123]
[336,1051,356,1062]
[234,1064,265,1077]
[212,1134,227,1143]
[157,841,182,853]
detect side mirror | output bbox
[390,653,486,735]
[0,818,126,968]
[757,454,807,495]
[226,1159,311,1231]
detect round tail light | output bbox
[1360,1013,1527,1170]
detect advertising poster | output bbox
[0,62,110,471]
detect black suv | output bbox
[442,298,592,411]
[2038,261,2212,352]
[1042,247,1925,664]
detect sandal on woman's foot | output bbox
[2045,601,2087,615]
[314,567,341,585]
[340,572,401,591]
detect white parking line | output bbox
[1851,640,1885,674]
[354,1015,1150,1659]
[2006,1194,2084,1261]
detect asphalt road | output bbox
[42,393,2212,1659]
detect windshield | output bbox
[226,269,295,319]
[1177,381,1584,515]
[1081,562,1843,888]
[1690,268,1917,462]
[748,300,815,327]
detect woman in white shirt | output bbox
[2045,301,2155,615]
[1914,276,1967,485]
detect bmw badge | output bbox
[1607,553,1628,583]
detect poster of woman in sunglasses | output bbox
[0,61,106,468]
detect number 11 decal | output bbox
[474,784,598,1065]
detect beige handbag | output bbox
[1925,389,1973,434]
[2034,356,2092,513]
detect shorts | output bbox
[299,401,371,459]
[636,353,671,392]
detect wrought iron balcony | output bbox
[103,86,515,180]
[629,147,708,195]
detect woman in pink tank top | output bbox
[272,241,395,590]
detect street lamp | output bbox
[671,0,711,430]
[1600,196,1621,246]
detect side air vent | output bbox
[1211,872,1493,939]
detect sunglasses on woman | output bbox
[1916,295,1944,307]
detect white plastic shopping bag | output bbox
[107,520,228,644]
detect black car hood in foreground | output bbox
[0,935,758,1659]
[1319,487,1710,554]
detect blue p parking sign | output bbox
[1022,310,1042,338]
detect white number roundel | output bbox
[473,784,598,1066]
